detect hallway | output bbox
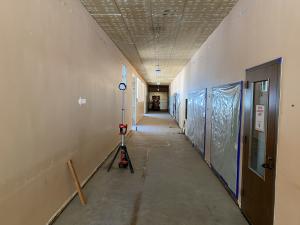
[53,113,248,225]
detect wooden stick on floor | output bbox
[67,160,87,205]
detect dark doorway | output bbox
[241,59,281,225]
[152,96,160,111]
[148,85,169,112]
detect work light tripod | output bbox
[107,82,134,173]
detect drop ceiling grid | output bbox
[80,0,238,84]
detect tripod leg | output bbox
[107,146,121,172]
[124,147,134,174]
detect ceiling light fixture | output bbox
[155,67,161,76]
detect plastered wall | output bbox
[136,78,146,123]
[0,0,145,224]
[170,0,300,224]
[136,102,145,123]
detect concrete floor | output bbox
[53,113,248,225]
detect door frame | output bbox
[241,58,282,225]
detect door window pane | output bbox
[249,81,269,178]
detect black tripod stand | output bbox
[107,144,134,173]
[107,82,134,173]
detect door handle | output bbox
[262,156,274,170]
[262,163,272,169]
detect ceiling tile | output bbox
[80,0,238,84]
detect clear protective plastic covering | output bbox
[210,82,242,197]
[169,95,174,116]
[175,93,180,123]
[186,89,207,155]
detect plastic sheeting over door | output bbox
[169,95,174,116]
[210,82,242,198]
[170,93,180,122]
[175,93,180,123]
[186,89,207,155]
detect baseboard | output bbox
[47,130,133,225]
[46,190,77,225]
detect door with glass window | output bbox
[242,59,281,225]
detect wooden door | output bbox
[241,59,281,225]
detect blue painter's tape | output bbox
[235,81,243,199]
[203,88,208,159]
[276,57,283,64]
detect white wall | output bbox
[0,0,145,225]
[170,0,300,224]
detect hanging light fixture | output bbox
[155,65,161,76]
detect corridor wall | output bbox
[0,1,146,225]
[186,89,207,155]
[170,0,300,224]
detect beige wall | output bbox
[170,0,300,224]
[136,77,146,123]
[136,102,145,123]
[0,0,145,224]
